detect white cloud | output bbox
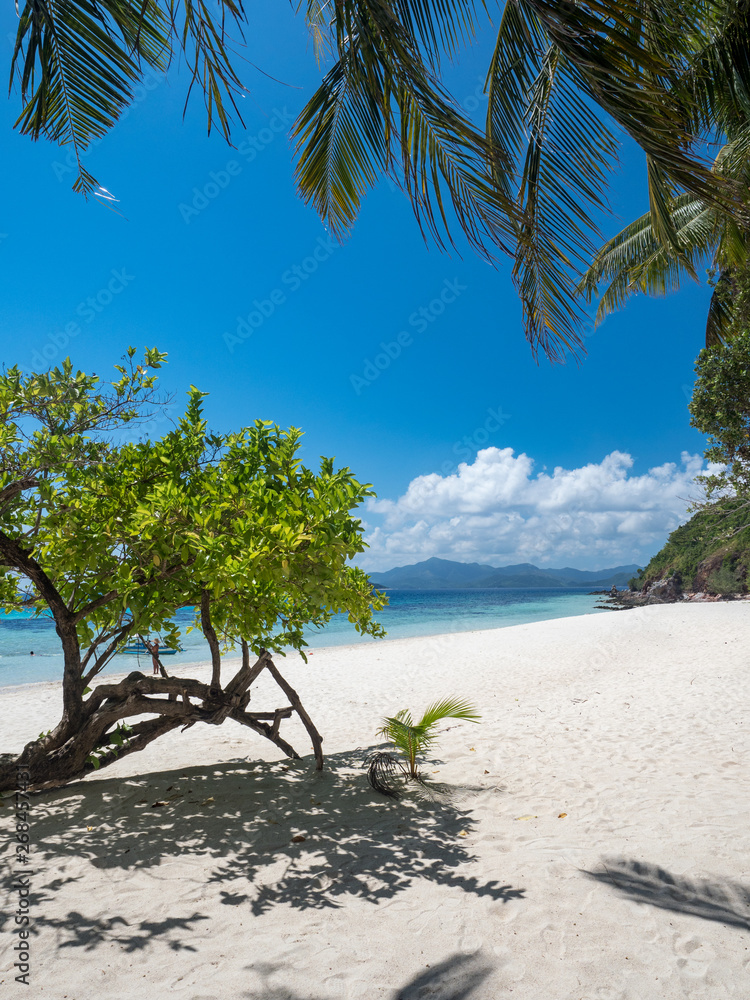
[358,447,712,571]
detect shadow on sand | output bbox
[8,749,523,954]
[584,856,750,930]
[234,951,494,1000]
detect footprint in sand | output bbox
[673,934,716,979]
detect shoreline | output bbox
[0,589,605,691]
[1,602,748,998]
[0,595,609,693]
[0,596,744,699]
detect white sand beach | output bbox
[1,602,749,999]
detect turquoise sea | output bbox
[0,588,606,688]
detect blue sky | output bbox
[0,5,713,571]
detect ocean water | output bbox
[0,588,605,688]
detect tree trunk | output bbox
[201,588,222,691]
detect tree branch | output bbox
[81,621,138,685]
[0,476,38,513]
[264,658,324,770]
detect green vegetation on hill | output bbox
[631,501,750,595]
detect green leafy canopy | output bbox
[0,348,387,684]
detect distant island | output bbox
[369,557,640,591]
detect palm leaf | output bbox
[645,154,691,262]
[705,270,734,347]
[376,696,480,780]
[511,48,619,360]
[580,193,722,321]
[10,0,169,195]
[681,0,750,140]
[387,0,482,67]
[168,0,248,141]
[293,0,517,256]
[524,0,719,205]
[292,51,387,240]
[9,0,247,194]
[416,696,481,729]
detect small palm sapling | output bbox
[367,698,480,797]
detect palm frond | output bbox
[486,0,546,165]
[376,696,480,782]
[9,0,247,194]
[298,0,332,65]
[393,77,516,259]
[525,0,720,207]
[681,0,750,139]
[169,0,248,141]
[580,193,722,321]
[512,49,619,360]
[293,0,516,256]
[705,270,734,347]
[417,696,481,729]
[293,53,386,239]
[646,155,690,263]
[10,0,168,195]
[388,0,483,67]
[483,0,735,355]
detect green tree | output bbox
[0,349,385,793]
[578,0,750,349]
[689,325,750,504]
[579,145,750,348]
[9,0,750,358]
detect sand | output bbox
[0,601,749,999]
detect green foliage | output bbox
[9,0,750,358]
[0,349,386,688]
[86,722,134,769]
[9,0,244,196]
[634,500,750,592]
[706,562,744,595]
[377,697,480,780]
[630,267,750,596]
[577,0,750,350]
[293,0,727,360]
[580,157,750,349]
[690,324,750,501]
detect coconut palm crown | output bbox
[9,0,750,358]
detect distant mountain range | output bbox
[369,557,640,590]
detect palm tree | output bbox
[579,164,750,348]
[366,696,480,796]
[579,99,750,346]
[293,0,749,358]
[9,0,750,358]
